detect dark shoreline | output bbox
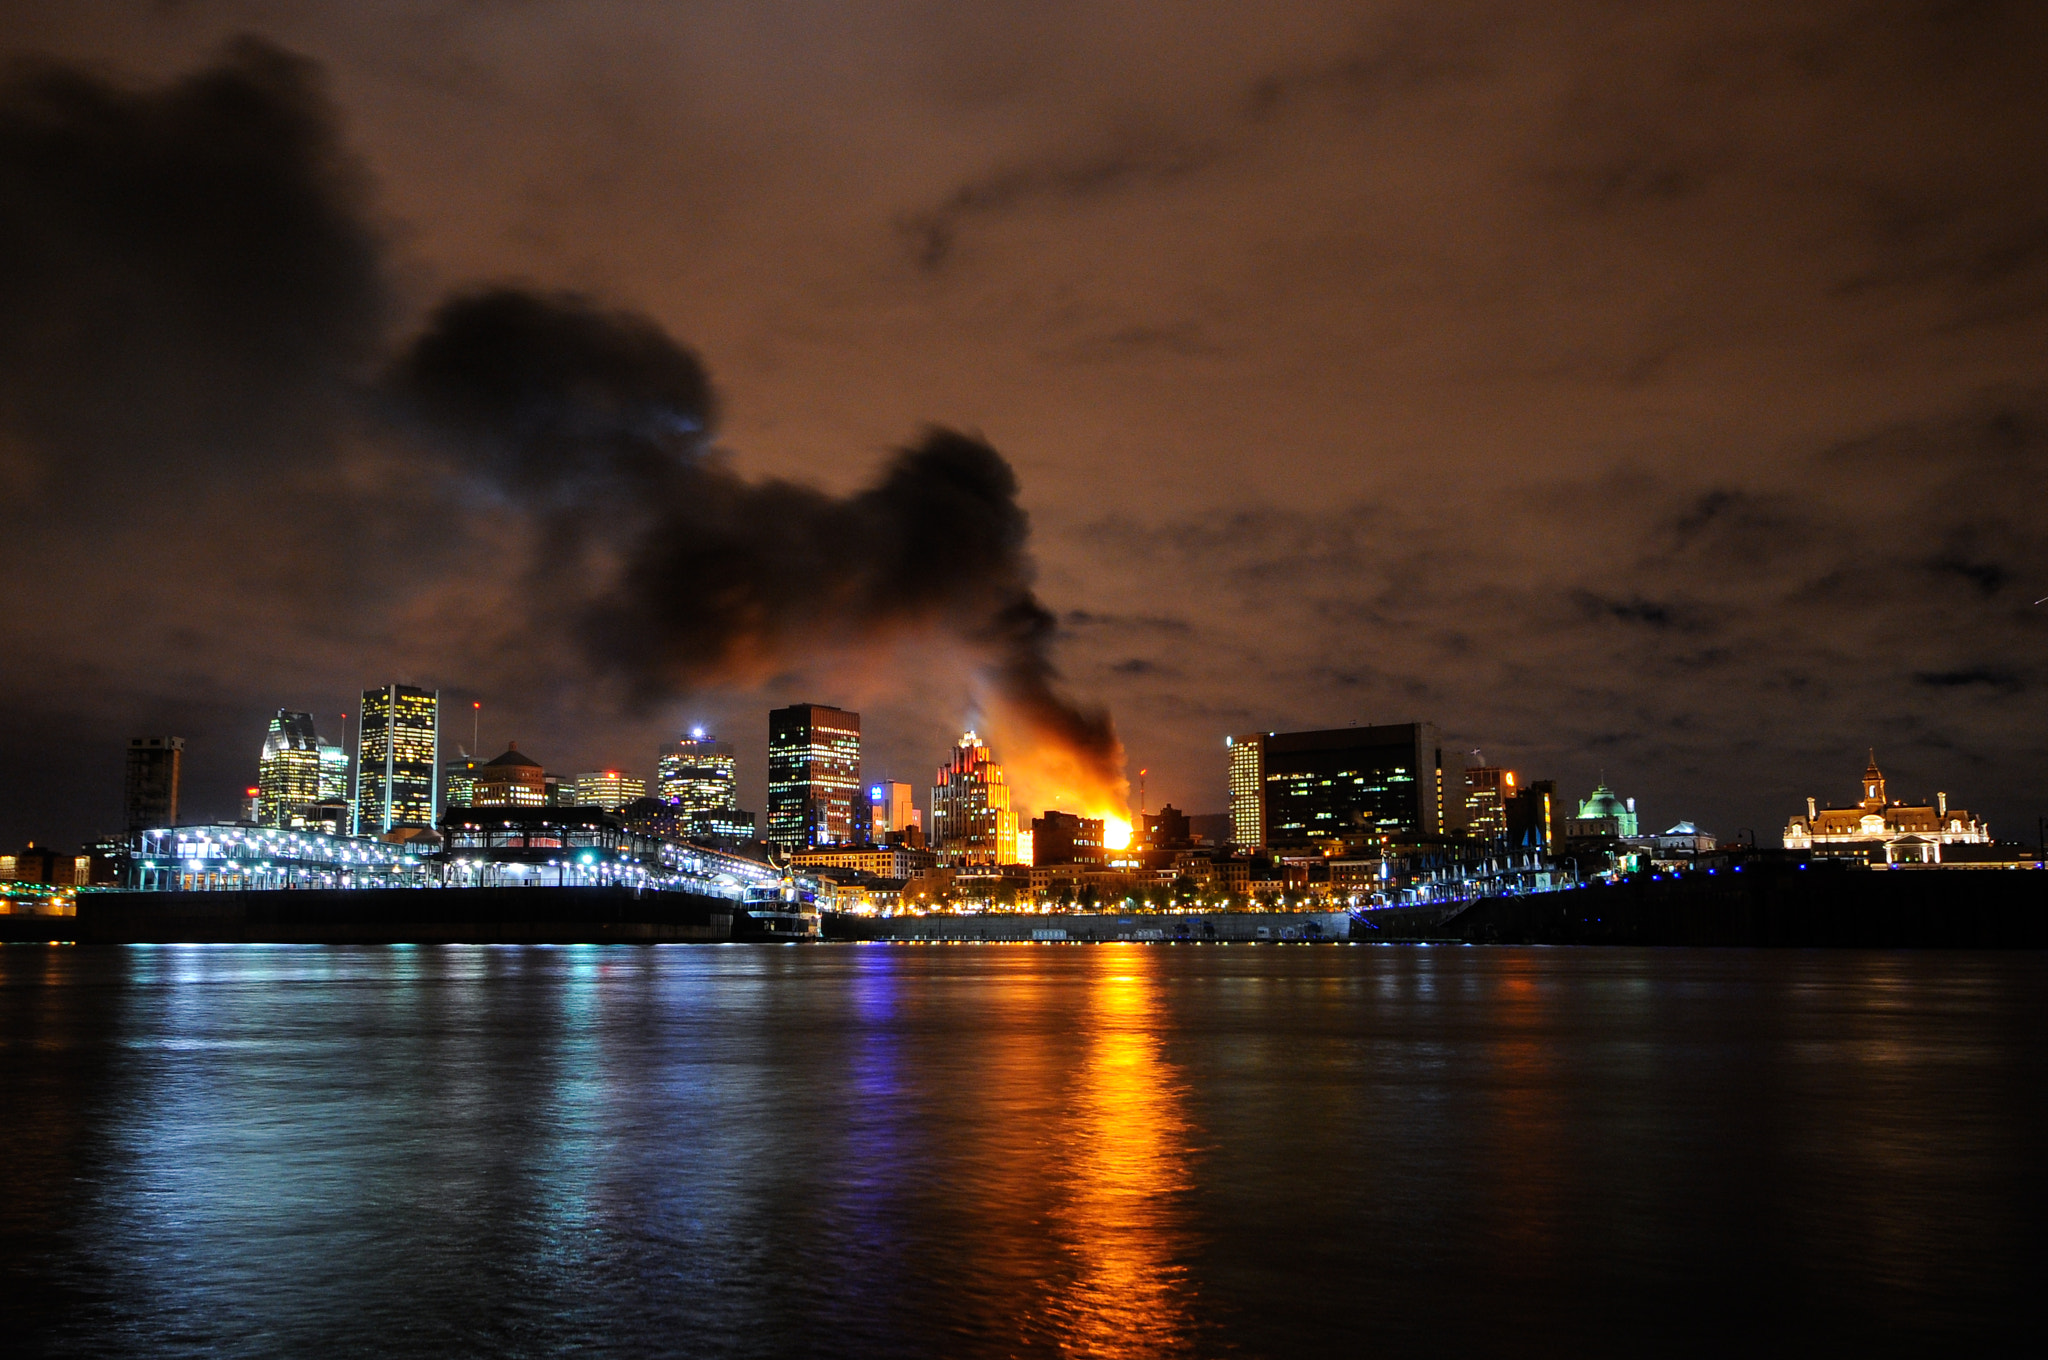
[3,866,2043,946]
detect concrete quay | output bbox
[825,909,1354,943]
[61,886,735,944]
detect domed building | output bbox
[1783,754,1989,863]
[470,743,548,809]
[1566,781,1638,838]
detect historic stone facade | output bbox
[1783,755,1989,863]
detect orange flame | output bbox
[979,694,1129,840]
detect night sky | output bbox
[5,2,2047,848]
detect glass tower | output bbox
[354,684,439,834]
[1260,722,1444,854]
[257,710,325,828]
[658,733,741,833]
[767,705,861,849]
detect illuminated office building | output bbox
[1226,734,1265,849]
[257,711,324,828]
[319,741,347,796]
[768,704,862,849]
[658,732,742,831]
[574,769,647,810]
[931,731,1019,866]
[1260,722,1446,854]
[869,780,920,841]
[353,684,440,834]
[471,744,548,808]
[442,756,481,810]
[124,737,183,831]
[1463,761,1515,841]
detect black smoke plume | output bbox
[0,37,1123,837]
[0,36,383,488]
[395,288,1125,788]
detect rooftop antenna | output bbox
[473,701,481,760]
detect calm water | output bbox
[2,944,2042,1358]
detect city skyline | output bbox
[34,686,2036,860]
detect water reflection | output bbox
[4,946,2042,1357]
[1483,959,1562,1273]
[1047,946,1199,1356]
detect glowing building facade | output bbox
[658,732,744,835]
[574,770,648,810]
[869,780,920,841]
[1566,782,1638,838]
[931,731,1019,866]
[1260,723,1446,855]
[1226,734,1265,850]
[471,744,547,808]
[1783,755,1990,863]
[442,757,481,810]
[257,711,351,831]
[354,684,439,835]
[767,704,862,849]
[1463,761,1516,841]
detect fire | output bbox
[975,691,1130,857]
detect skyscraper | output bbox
[1259,722,1446,854]
[1226,733,1265,850]
[767,705,861,849]
[442,756,481,810]
[659,733,739,820]
[931,731,1019,866]
[257,711,323,827]
[318,739,348,801]
[124,737,183,831]
[1463,760,1514,841]
[354,684,439,835]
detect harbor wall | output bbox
[826,910,1353,943]
[1366,866,2048,947]
[51,886,735,944]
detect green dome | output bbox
[1577,783,1627,819]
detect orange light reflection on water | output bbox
[1045,946,1200,1356]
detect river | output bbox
[2,944,2040,1356]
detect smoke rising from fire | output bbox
[394,287,1128,805]
[0,36,1126,827]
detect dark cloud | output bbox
[1063,389,2048,835]
[897,139,1216,272]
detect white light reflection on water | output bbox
[2,945,2040,1357]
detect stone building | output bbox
[1783,754,1989,863]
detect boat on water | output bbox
[735,881,821,939]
